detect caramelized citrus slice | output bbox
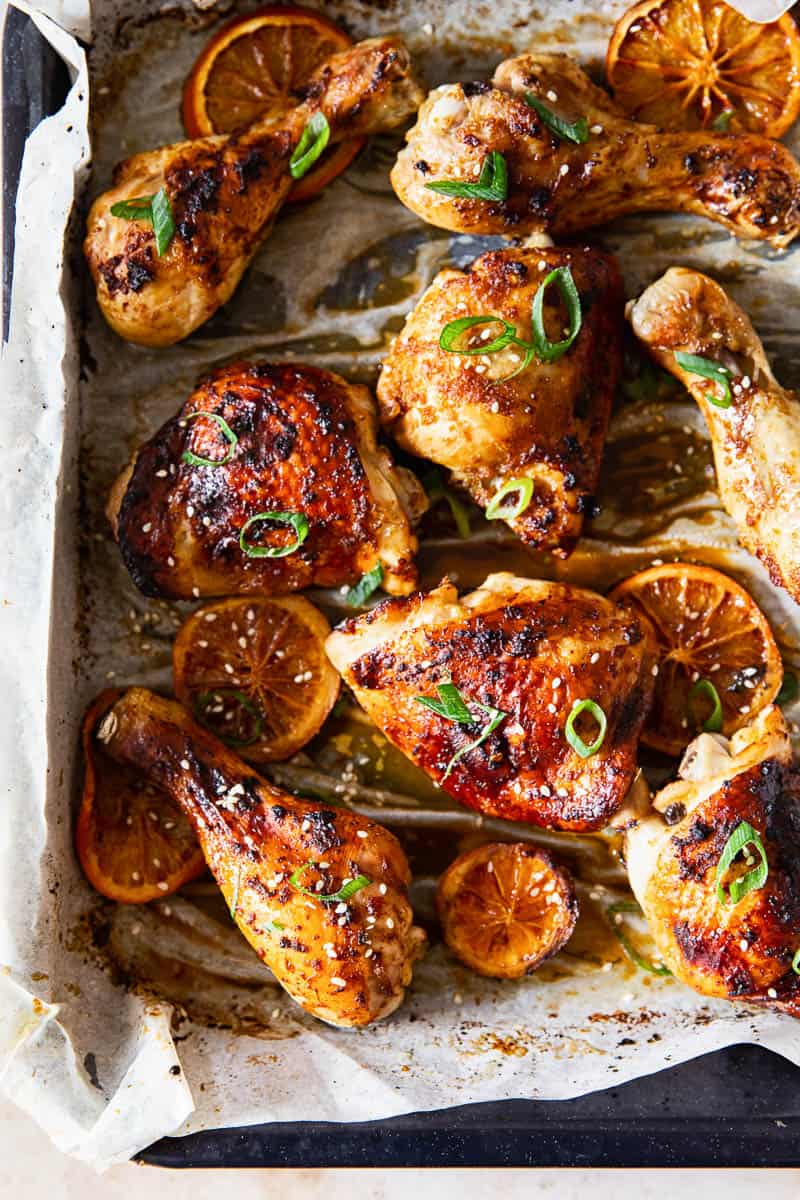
[181,4,364,201]
[173,595,339,763]
[606,0,800,136]
[436,842,578,979]
[609,563,781,755]
[76,690,205,903]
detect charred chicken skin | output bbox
[107,361,424,601]
[84,37,423,347]
[626,707,800,1018]
[377,243,623,556]
[628,267,800,605]
[326,573,657,832]
[97,687,426,1027]
[392,52,800,246]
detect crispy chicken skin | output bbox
[391,52,800,246]
[326,573,657,832]
[626,707,800,1018]
[377,244,623,556]
[96,688,426,1027]
[628,267,800,605]
[84,37,423,347]
[107,361,424,601]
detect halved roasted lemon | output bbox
[173,595,340,763]
[609,563,782,755]
[436,842,578,979]
[76,690,205,903]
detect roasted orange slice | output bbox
[181,4,364,201]
[606,0,800,137]
[436,842,578,979]
[76,690,205,903]
[173,595,339,763]
[609,563,782,756]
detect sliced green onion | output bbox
[229,864,242,919]
[712,109,733,131]
[531,265,582,362]
[793,947,800,975]
[425,150,508,201]
[485,477,534,521]
[443,705,506,781]
[181,411,239,467]
[346,563,384,607]
[423,468,472,539]
[715,819,769,906]
[688,678,723,733]
[439,315,517,355]
[524,93,588,144]
[674,351,732,409]
[290,111,330,180]
[777,671,798,707]
[268,919,285,932]
[606,901,672,976]
[193,689,263,747]
[239,511,309,558]
[110,186,175,257]
[415,683,506,779]
[565,698,607,758]
[289,860,371,903]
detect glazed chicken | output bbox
[628,267,800,605]
[84,37,423,346]
[96,687,426,1027]
[377,243,623,556]
[326,572,657,832]
[392,52,800,246]
[107,361,425,600]
[626,706,800,1018]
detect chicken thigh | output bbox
[108,361,425,600]
[626,706,800,1018]
[391,52,800,246]
[628,267,800,605]
[84,37,423,346]
[326,573,657,832]
[377,243,623,556]
[96,688,426,1027]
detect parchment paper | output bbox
[4,0,800,1169]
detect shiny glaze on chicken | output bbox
[97,688,426,1027]
[107,362,424,600]
[392,53,800,245]
[377,243,623,556]
[628,267,800,605]
[85,37,423,346]
[627,707,800,1018]
[326,573,657,832]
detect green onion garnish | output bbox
[524,93,589,144]
[485,477,534,521]
[414,682,506,780]
[674,351,733,409]
[181,411,238,468]
[606,901,672,976]
[777,671,798,707]
[268,919,285,932]
[793,947,800,975]
[688,678,723,733]
[715,819,769,906]
[346,563,384,607]
[239,511,309,558]
[110,186,175,256]
[229,864,242,919]
[564,698,607,758]
[289,860,371,903]
[423,467,471,539]
[531,265,582,362]
[712,109,733,132]
[290,111,330,180]
[439,315,517,355]
[193,689,263,747]
[425,150,508,201]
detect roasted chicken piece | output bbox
[84,37,423,346]
[628,267,800,605]
[626,706,800,1018]
[326,573,657,832]
[107,361,424,600]
[377,243,623,556]
[392,52,800,246]
[96,687,426,1027]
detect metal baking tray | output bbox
[5,2,800,1169]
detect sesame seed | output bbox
[453,992,463,1005]
[152,857,161,867]
[552,677,561,688]
[356,830,368,839]
[302,819,311,832]
[131,871,141,882]
[179,759,190,770]
[546,89,558,102]
[590,652,600,664]
[559,163,569,176]
[224,663,234,674]
[365,948,374,958]
[186,505,195,517]
[601,961,613,973]
[167,556,175,567]
[335,902,348,914]
[386,917,395,929]
[155,469,168,478]
[379,883,387,895]
[330,976,346,988]
[590,124,603,134]
[651,664,659,676]
[192,587,200,598]
[202,516,211,527]
[141,523,152,533]
[768,988,778,999]
[740,939,749,951]
[271,1008,281,1020]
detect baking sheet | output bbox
[4,0,800,1169]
